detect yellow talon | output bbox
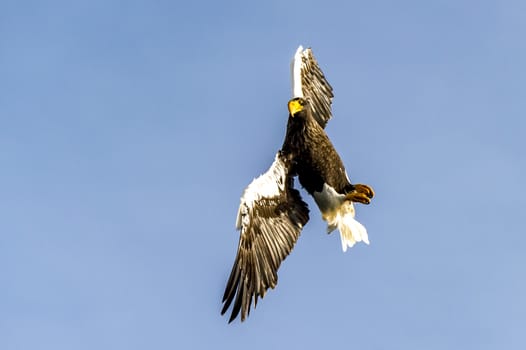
[354,184,375,199]
[345,191,371,205]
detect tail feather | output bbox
[325,201,369,252]
[338,213,369,252]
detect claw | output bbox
[354,184,375,199]
[345,191,371,205]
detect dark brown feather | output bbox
[300,48,334,129]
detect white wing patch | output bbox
[236,153,287,229]
[291,45,305,98]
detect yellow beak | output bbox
[288,99,304,116]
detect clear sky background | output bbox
[1,0,525,349]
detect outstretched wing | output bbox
[291,45,334,128]
[221,151,309,323]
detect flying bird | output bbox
[221,46,374,323]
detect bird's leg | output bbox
[345,184,374,205]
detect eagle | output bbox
[221,46,374,323]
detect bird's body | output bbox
[282,99,352,196]
[221,46,374,323]
[284,97,373,251]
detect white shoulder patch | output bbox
[236,153,287,229]
[291,45,305,98]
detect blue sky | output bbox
[1,0,525,349]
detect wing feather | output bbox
[291,46,334,128]
[221,152,309,323]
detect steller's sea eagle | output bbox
[221,46,374,323]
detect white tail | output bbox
[325,201,369,252]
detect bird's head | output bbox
[287,97,308,117]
